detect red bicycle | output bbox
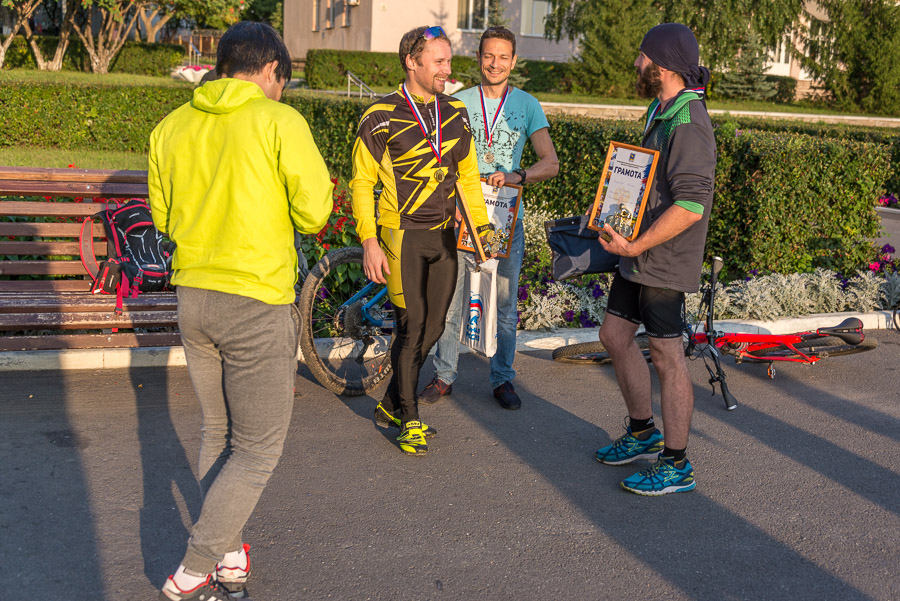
[552,256,878,410]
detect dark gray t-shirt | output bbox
[619,90,716,293]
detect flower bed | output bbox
[515,209,900,330]
[878,193,899,209]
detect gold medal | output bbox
[434,168,445,182]
[484,151,495,164]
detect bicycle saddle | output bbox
[816,317,864,345]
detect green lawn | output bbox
[0,147,147,170]
[0,69,192,88]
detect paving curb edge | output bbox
[0,311,894,372]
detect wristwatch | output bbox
[513,168,527,185]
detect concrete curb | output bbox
[0,311,894,372]
[538,102,900,129]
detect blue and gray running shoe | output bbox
[595,424,664,465]
[620,456,696,496]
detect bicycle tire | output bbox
[741,335,878,362]
[297,246,393,396]
[552,335,651,364]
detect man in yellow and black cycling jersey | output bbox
[350,25,494,456]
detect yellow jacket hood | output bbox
[148,79,334,305]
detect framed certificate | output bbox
[457,179,522,259]
[587,142,660,241]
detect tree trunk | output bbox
[1,0,43,68]
[138,5,173,44]
[72,2,140,74]
[23,0,76,71]
[4,0,42,69]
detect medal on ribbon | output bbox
[401,83,444,182]
[479,84,510,166]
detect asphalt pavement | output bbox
[1,330,898,601]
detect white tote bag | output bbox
[459,257,498,357]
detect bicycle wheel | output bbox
[742,335,878,361]
[552,334,651,364]
[297,246,393,396]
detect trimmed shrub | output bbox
[304,48,570,93]
[711,124,888,276]
[305,49,404,90]
[110,42,186,76]
[1,35,185,77]
[766,75,798,104]
[716,116,900,194]
[0,80,888,276]
[518,59,574,93]
[0,81,190,152]
[284,93,368,179]
[522,117,888,277]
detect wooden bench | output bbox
[0,166,179,351]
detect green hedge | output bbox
[0,81,190,152]
[717,116,900,194]
[2,35,185,77]
[0,81,888,275]
[305,48,572,93]
[521,117,888,276]
[710,124,887,275]
[765,75,798,104]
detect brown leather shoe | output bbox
[493,382,521,410]
[418,377,452,404]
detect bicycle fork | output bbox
[704,340,738,411]
[686,333,738,411]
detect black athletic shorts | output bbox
[605,272,686,339]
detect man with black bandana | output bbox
[593,23,715,496]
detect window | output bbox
[332,0,350,27]
[772,37,791,64]
[458,0,487,31]
[312,0,349,30]
[521,0,550,36]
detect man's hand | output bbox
[362,237,390,283]
[486,171,519,188]
[598,224,640,257]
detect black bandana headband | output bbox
[639,23,711,90]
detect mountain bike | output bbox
[552,256,878,410]
[295,244,393,397]
[295,189,393,396]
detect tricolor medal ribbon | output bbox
[479,84,510,165]
[401,83,444,180]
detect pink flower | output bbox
[868,262,881,271]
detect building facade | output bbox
[284,0,577,62]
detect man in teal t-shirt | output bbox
[419,26,559,410]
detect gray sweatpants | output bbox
[176,286,300,574]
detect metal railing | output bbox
[346,71,376,99]
[187,43,202,67]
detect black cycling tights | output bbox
[378,226,458,423]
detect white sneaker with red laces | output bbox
[216,543,252,597]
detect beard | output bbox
[635,62,663,98]
[429,74,446,94]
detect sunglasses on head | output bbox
[421,26,446,41]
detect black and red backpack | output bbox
[79,199,173,313]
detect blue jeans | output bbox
[432,219,525,389]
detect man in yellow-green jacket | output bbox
[148,22,333,601]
